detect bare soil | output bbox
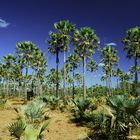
[0,100,89,140]
[45,110,89,140]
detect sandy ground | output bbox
[0,109,17,140]
[0,100,89,140]
[45,110,89,140]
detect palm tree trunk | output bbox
[134,55,138,96]
[56,51,59,97]
[2,79,5,98]
[7,77,9,97]
[91,72,94,95]
[25,67,28,100]
[72,66,75,99]
[83,56,86,99]
[108,74,111,96]
[63,48,66,103]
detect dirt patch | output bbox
[0,109,17,140]
[0,103,89,140]
[45,110,89,140]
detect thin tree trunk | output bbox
[25,67,28,100]
[108,68,112,96]
[2,79,5,98]
[63,48,66,103]
[7,77,9,97]
[134,55,138,96]
[56,51,59,97]
[91,72,94,95]
[13,80,16,96]
[83,56,86,99]
[72,66,75,99]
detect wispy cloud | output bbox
[0,18,10,28]
[106,42,117,46]
[98,63,104,67]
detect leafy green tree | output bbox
[101,46,119,96]
[122,27,140,96]
[73,27,99,99]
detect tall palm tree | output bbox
[75,73,82,88]
[122,27,140,96]
[48,32,63,97]
[32,49,47,95]
[47,68,61,95]
[88,60,98,94]
[73,27,99,99]
[16,41,40,99]
[66,54,81,99]
[54,20,75,99]
[101,46,119,96]
[2,54,16,96]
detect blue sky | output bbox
[0,0,140,87]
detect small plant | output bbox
[8,120,26,139]
[24,102,46,123]
[0,99,7,107]
[23,121,49,140]
[8,120,49,140]
[71,98,91,122]
[15,100,47,124]
[40,95,60,110]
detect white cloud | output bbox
[106,42,117,46]
[0,18,10,28]
[98,63,104,67]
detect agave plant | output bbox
[15,100,46,124]
[8,120,49,140]
[39,95,60,109]
[8,120,26,139]
[90,95,140,140]
[23,121,49,140]
[71,98,91,121]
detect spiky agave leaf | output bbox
[23,121,49,140]
[23,124,39,140]
[8,120,26,138]
[92,104,116,129]
[38,121,49,139]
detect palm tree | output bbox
[2,54,16,96]
[16,41,41,99]
[101,46,119,96]
[66,54,81,99]
[122,27,140,96]
[32,49,47,95]
[54,20,75,99]
[73,27,99,99]
[116,68,123,89]
[119,71,131,93]
[75,73,82,95]
[88,60,98,94]
[47,68,61,95]
[48,32,63,97]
